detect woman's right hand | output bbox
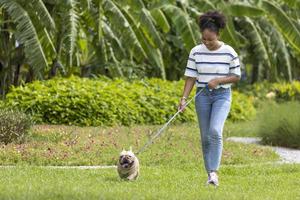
[178,98,187,112]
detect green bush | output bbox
[237,81,273,101]
[229,91,256,121]
[238,81,300,104]
[5,76,255,126]
[0,109,32,144]
[0,100,5,109]
[272,81,300,102]
[257,102,300,149]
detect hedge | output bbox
[5,76,255,126]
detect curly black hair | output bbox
[199,11,226,33]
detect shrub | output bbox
[0,100,5,109]
[5,76,255,126]
[257,102,300,149]
[0,109,32,144]
[229,91,256,121]
[237,81,300,104]
[237,81,273,101]
[272,81,300,102]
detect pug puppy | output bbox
[117,148,139,181]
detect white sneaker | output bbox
[206,174,211,185]
[207,172,219,186]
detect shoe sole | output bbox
[206,181,219,187]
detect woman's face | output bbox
[201,29,219,50]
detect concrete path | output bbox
[226,137,300,164]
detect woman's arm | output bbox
[182,77,197,98]
[178,77,196,111]
[208,75,240,89]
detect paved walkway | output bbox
[226,137,300,164]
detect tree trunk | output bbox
[25,67,34,83]
[0,12,11,97]
[13,64,21,86]
[49,59,58,78]
[251,63,258,84]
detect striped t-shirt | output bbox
[184,42,241,88]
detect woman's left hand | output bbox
[208,79,220,89]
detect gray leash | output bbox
[135,87,207,155]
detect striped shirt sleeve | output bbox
[184,49,198,78]
[229,53,241,77]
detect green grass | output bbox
[0,164,299,200]
[257,101,300,149]
[0,122,298,200]
[224,120,259,138]
[0,123,275,166]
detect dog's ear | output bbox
[120,148,126,155]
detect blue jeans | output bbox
[195,87,231,173]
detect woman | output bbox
[178,11,241,186]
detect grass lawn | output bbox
[0,122,274,166]
[0,164,299,200]
[0,122,299,199]
[224,120,259,138]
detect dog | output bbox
[117,148,139,181]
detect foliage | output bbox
[0,109,32,144]
[1,0,300,97]
[257,101,300,149]
[5,77,255,126]
[272,81,300,102]
[229,91,256,121]
[5,76,193,126]
[237,81,300,104]
[0,100,5,109]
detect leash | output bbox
[135,86,208,155]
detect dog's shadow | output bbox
[103,175,139,183]
[103,176,121,182]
